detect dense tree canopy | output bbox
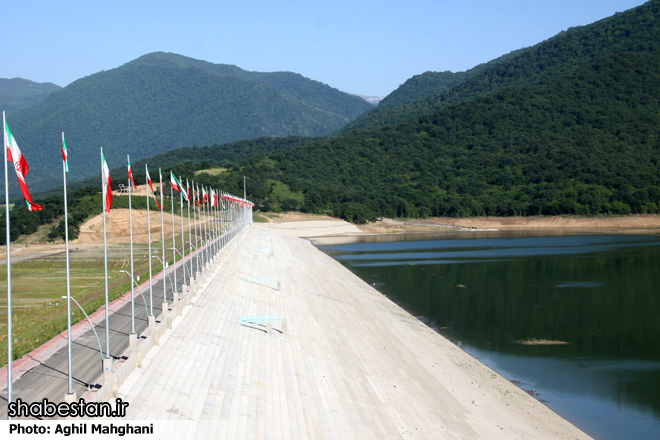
[211,52,660,222]
[4,52,372,196]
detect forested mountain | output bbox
[4,52,372,195]
[101,0,660,222]
[348,48,529,131]
[349,0,660,131]
[213,50,660,221]
[0,78,61,115]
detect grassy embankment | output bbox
[0,233,188,367]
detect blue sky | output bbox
[4,0,648,96]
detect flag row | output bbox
[3,114,253,219]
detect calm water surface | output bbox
[319,233,660,440]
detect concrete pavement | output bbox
[108,223,592,440]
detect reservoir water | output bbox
[319,232,660,440]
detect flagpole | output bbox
[210,190,214,256]
[200,184,205,265]
[214,190,219,255]
[160,169,166,303]
[146,165,153,316]
[170,176,177,292]
[220,192,224,247]
[210,190,215,255]
[222,192,226,248]
[3,111,13,415]
[194,183,200,274]
[179,176,185,287]
[128,155,135,335]
[209,189,214,256]
[196,183,201,271]
[220,192,225,249]
[207,187,212,260]
[200,185,204,264]
[203,186,208,265]
[225,194,229,240]
[191,183,197,274]
[218,191,225,248]
[101,148,110,359]
[63,133,73,397]
[209,187,215,255]
[186,179,193,282]
[213,190,218,255]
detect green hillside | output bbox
[84,1,660,223]
[5,52,372,195]
[203,50,660,221]
[0,78,61,115]
[376,71,470,110]
[349,0,660,131]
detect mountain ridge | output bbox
[348,0,658,131]
[0,78,61,115]
[4,52,372,195]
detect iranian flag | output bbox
[159,169,164,211]
[127,156,137,189]
[170,172,189,202]
[102,152,112,212]
[4,120,43,211]
[202,186,208,204]
[145,165,160,209]
[211,189,217,207]
[62,134,69,173]
[180,176,189,202]
[170,171,182,192]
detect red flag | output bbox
[170,171,189,202]
[127,156,137,189]
[4,120,42,211]
[102,152,112,212]
[145,165,160,210]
